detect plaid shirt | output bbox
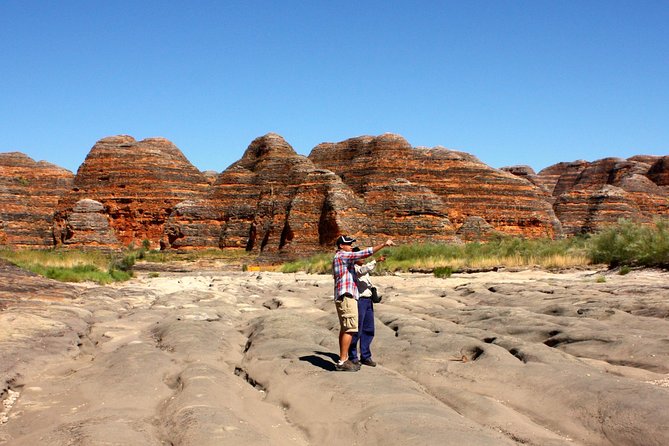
[333,247,374,300]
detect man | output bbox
[332,235,394,371]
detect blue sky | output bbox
[1,1,667,174]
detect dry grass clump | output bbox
[0,249,112,270]
[0,249,132,284]
[142,247,252,263]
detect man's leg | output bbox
[335,295,359,365]
[340,330,353,362]
[359,299,375,360]
[348,298,364,361]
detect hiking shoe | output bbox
[335,360,359,372]
[361,358,377,367]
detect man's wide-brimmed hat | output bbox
[336,235,356,247]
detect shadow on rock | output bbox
[299,351,339,371]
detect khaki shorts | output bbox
[335,294,358,333]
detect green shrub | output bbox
[433,266,453,278]
[109,268,133,281]
[281,253,332,274]
[111,253,136,272]
[589,219,669,268]
[390,243,460,261]
[30,263,121,284]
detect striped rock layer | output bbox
[309,134,562,241]
[52,136,210,249]
[1,133,667,253]
[0,153,74,247]
[535,156,669,235]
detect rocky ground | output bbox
[1,259,668,445]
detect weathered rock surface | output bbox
[53,136,211,249]
[456,216,501,242]
[57,199,120,247]
[647,156,669,187]
[537,160,590,197]
[0,153,74,247]
[2,262,668,445]
[163,199,224,249]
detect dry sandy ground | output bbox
[1,260,668,445]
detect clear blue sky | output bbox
[1,1,667,174]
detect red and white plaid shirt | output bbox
[332,247,374,300]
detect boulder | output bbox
[56,199,119,247]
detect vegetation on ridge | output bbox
[280,236,591,274]
[1,219,666,283]
[281,219,669,275]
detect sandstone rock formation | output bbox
[53,136,211,249]
[536,156,669,235]
[456,216,500,242]
[647,156,669,187]
[310,134,562,240]
[58,199,119,248]
[553,186,649,235]
[535,160,590,196]
[1,134,667,252]
[212,133,322,253]
[194,134,369,254]
[163,199,224,249]
[0,153,74,247]
[500,165,552,198]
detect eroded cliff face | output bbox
[647,156,669,187]
[164,133,368,254]
[536,156,669,235]
[309,134,562,241]
[0,153,74,247]
[2,134,667,252]
[53,136,211,249]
